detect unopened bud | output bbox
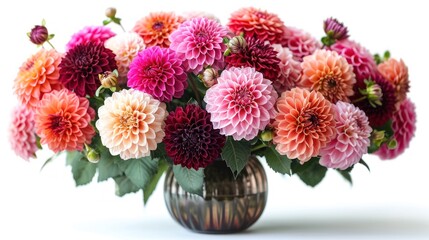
[387,139,397,149]
[260,130,274,142]
[86,149,100,163]
[28,25,48,45]
[200,68,219,88]
[105,7,117,19]
[371,130,386,147]
[228,35,247,53]
[359,80,383,108]
[99,70,118,88]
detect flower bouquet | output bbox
[10,6,416,233]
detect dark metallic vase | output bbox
[163,156,268,234]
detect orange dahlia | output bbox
[14,49,63,109]
[133,12,184,48]
[377,58,410,107]
[35,89,95,153]
[300,49,356,103]
[273,88,336,163]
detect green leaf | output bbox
[359,159,371,172]
[117,157,158,189]
[102,19,112,26]
[143,160,168,205]
[68,151,97,186]
[112,17,122,25]
[66,151,83,166]
[113,175,140,197]
[260,145,291,175]
[172,165,204,196]
[295,158,327,187]
[151,142,172,165]
[97,147,122,182]
[48,34,55,40]
[41,19,46,26]
[221,137,251,178]
[291,157,317,174]
[40,152,61,171]
[337,169,353,185]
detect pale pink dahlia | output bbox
[272,44,302,93]
[9,105,38,160]
[66,26,115,50]
[204,67,278,141]
[273,88,336,163]
[281,27,322,61]
[104,32,146,85]
[319,101,372,170]
[127,46,187,102]
[375,99,416,160]
[169,17,228,74]
[301,49,356,103]
[96,89,167,160]
[329,39,378,81]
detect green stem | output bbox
[188,74,201,105]
[119,23,126,32]
[251,142,267,152]
[46,40,55,50]
[352,96,366,104]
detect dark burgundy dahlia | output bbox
[59,42,117,97]
[225,36,280,81]
[164,105,226,170]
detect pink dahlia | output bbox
[9,105,38,160]
[377,58,410,107]
[329,39,378,81]
[66,26,115,50]
[300,49,356,103]
[164,105,226,170]
[204,67,278,141]
[104,32,146,85]
[227,7,286,44]
[96,89,167,160]
[169,17,228,74]
[272,44,302,93]
[225,36,280,81]
[319,101,372,170]
[59,42,117,97]
[35,89,95,153]
[273,88,336,163]
[127,46,187,102]
[281,27,322,61]
[375,99,416,160]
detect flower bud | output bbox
[105,7,117,19]
[228,35,247,53]
[323,17,349,41]
[260,130,274,142]
[86,149,100,163]
[200,68,219,88]
[29,25,48,45]
[99,70,119,88]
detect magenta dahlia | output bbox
[66,26,115,50]
[169,17,228,74]
[204,67,278,141]
[164,104,226,170]
[319,101,372,170]
[375,99,416,160]
[281,27,321,61]
[59,42,117,97]
[128,46,187,102]
[225,36,281,81]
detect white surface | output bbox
[1,0,428,239]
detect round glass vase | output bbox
[163,156,268,234]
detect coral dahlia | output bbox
[377,58,410,107]
[35,89,95,153]
[281,27,321,61]
[164,105,225,170]
[204,67,278,141]
[273,88,336,163]
[9,105,38,160]
[66,26,115,50]
[169,17,228,74]
[96,89,167,160]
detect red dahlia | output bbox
[225,36,280,81]
[164,105,226,170]
[59,42,117,97]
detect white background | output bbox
[1,0,428,239]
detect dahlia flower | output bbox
[377,58,410,107]
[375,99,416,160]
[301,49,356,103]
[66,26,115,50]
[164,105,225,170]
[204,67,278,141]
[272,44,302,93]
[35,89,95,153]
[169,17,228,74]
[227,7,286,44]
[281,27,321,61]
[273,88,336,163]
[96,89,167,160]
[59,42,117,97]
[225,36,280,81]
[104,32,146,84]
[329,39,378,81]
[127,46,187,102]
[133,12,184,48]
[9,105,38,160]
[14,48,62,109]
[319,101,372,170]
